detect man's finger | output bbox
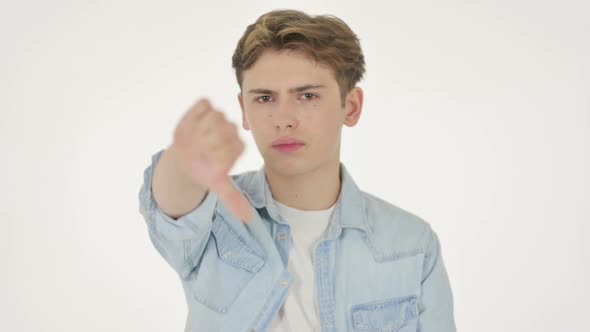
[174,99,210,144]
[212,177,253,223]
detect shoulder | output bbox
[360,191,434,259]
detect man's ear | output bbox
[343,87,363,127]
[238,92,250,130]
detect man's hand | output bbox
[171,98,252,223]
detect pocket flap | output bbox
[211,215,265,273]
[351,295,418,331]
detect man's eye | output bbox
[256,96,272,103]
[302,93,317,100]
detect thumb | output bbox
[211,177,253,223]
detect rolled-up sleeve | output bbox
[138,149,219,280]
[418,226,456,331]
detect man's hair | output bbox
[232,9,365,106]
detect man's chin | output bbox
[264,158,309,177]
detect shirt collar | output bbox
[242,162,369,234]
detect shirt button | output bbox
[280,279,288,287]
[279,233,286,241]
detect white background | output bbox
[1,0,588,331]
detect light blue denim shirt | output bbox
[138,149,456,332]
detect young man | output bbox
[138,9,456,332]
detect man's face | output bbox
[238,49,362,177]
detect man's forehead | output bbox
[241,49,338,90]
[246,49,333,73]
[242,66,336,90]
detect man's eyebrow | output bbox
[247,84,326,94]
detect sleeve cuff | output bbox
[138,148,218,241]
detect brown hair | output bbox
[232,9,365,106]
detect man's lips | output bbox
[271,137,305,146]
[271,137,305,153]
[272,143,304,152]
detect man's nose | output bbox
[273,101,299,129]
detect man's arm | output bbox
[418,227,457,331]
[138,149,218,280]
[152,145,208,220]
[138,99,252,279]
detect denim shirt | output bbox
[138,149,456,332]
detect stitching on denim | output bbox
[363,230,425,263]
[193,269,257,314]
[351,295,418,331]
[352,295,417,312]
[316,241,337,331]
[212,216,264,271]
[183,239,193,268]
[248,273,291,332]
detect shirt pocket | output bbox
[190,213,265,313]
[350,295,418,332]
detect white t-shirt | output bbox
[268,199,336,332]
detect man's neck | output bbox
[264,160,341,211]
